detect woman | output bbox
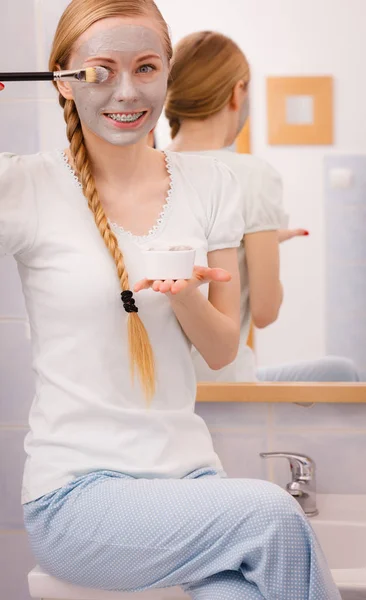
[1,1,340,598]
[166,30,360,384]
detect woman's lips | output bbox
[103,110,148,129]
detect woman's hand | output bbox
[134,248,241,371]
[278,228,309,243]
[134,266,231,297]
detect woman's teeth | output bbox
[107,112,144,123]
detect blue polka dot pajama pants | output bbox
[23,469,341,599]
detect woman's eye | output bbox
[137,64,156,74]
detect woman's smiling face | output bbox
[67,17,169,146]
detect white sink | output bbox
[311,494,366,597]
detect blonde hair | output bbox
[49,0,172,400]
[165,31,250,138]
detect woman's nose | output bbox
[113,73,139,103]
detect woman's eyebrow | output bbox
[84,56,117,65]
[136,53,162,62]
[82,52,163,65]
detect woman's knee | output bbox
[322,356,359,381]
[253,480,301,512]
[238,479,308,535]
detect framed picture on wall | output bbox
[267,76,333,145]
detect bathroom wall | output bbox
[1,1,366,599]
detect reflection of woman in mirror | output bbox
[166,31,361,384]
[1,1,341,598]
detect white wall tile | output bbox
[35,0,72,99]
[36,0,71,99]
[272,402,366,429]
[0,322,34,425]
[211,430,269,480]
[0,81,38,101]
[38,100,68,151]
[0,532,34,600]
[270,431,366,494]
[0,102,39,154]
[0,1,38,100]
[196,403,269,428]
[326,315,366,375]
[327,262,366,317]
[0,256,27,317]
[324,154,366,367]
[37,0,71,64]
[37,80,60,101]
[0,430,27,528]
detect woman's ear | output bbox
[230,80,247,111]
[54,64,74,101]
[57,81,74,101]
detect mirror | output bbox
[152,1,366,393]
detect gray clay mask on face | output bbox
[69,25,169,146]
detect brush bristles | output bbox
[84,66,109,84]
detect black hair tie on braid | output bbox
[121,290,138,313]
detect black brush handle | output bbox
[0,72,54,81]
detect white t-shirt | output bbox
[188,150,288,382]
[0,149,244,503]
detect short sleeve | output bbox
[0,153,38,257]
[244,161,288,234]
[206,160,245,252]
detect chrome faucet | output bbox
[260,452,319,517]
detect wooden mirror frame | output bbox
[197,382,366,403]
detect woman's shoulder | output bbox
[202,149,281,184]
[0,150,66,179]
[165,149,239,194]
[165,150,244,248]
[0,150,72,257]
[0,150,75,201]
[174,149,286,232]
[166,148,233,172]
[165,149,281,192]
[205,151,286,230]
[0,150,68,190]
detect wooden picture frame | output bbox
[235,119,254,350]
[267,76,333,145]
[236,118,251,154]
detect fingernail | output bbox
[304,231,309,236]
[0,83,4,91]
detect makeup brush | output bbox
[0,67,109,83]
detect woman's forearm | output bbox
[245,231,284,328]
[169,289,240,370]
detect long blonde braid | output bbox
[49,0,173,401]
[62,97,155,399]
